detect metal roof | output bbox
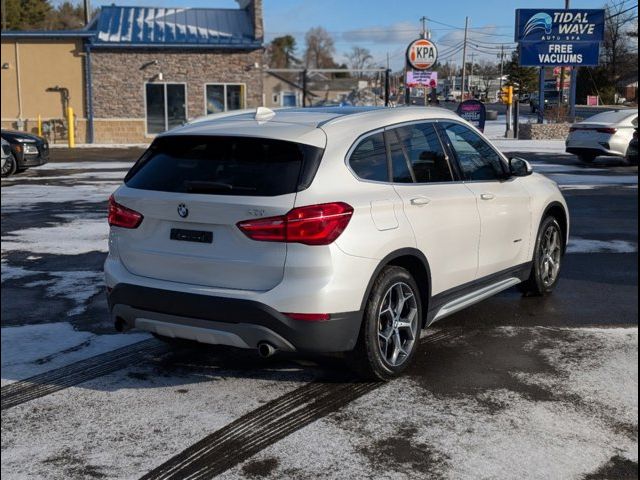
[91,5,260,48]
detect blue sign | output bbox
[515,9,605,43]
[520,41,600,67]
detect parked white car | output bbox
[105,106,569,379]
[566,109,638,163]
[1,138,16,177]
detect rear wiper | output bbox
[184,180,257,193]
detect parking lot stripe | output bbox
[0,339,170,410]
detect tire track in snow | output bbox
[1,339,170,410]
[141,328,462,480]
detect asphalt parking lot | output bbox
[1,143,638,479]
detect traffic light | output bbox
[500,86,513,105]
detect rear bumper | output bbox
[108,283,363,353]
[565,146,623,158]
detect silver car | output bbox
[566,109,638,163]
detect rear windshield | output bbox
[125,135,324,196]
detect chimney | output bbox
[237,0,263,42]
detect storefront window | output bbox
[206,84,245,114]
[145,83,187,134]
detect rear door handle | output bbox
[410,197,431,206]
[480,193,495,200]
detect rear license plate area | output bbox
[170,228,213,244]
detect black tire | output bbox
[578,154,596,164]
[350,266,422,380]
[519,216,564,296]
[1,154,17,178]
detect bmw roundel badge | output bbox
[177,203,189,218]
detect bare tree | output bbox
[345,46,373,77]
[304,26,336,69]
[476,60,499,98]
[266,35,298,69]
[602,1,637,84]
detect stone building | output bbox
[1,1,263,144]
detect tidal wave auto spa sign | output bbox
[515,9,605,66]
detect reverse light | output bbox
[108,195,143,229]
[237,202,353,246]
[284,313,331,322]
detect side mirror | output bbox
[509,157,533,177]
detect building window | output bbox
[145,83,187,135]
[205,84,246,114]
[281,92,297,107]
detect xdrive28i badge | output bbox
[177,203,189,218]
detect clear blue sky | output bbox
[89,0,625,69]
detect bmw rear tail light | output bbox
[596,127,617,134]
[569,127,578,132]
[108,195,143,229]
[237,202,354,246]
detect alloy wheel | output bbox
[540,224,562,287]
[377,282,419,367]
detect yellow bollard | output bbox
[37,114,42,137]
[67,106,75,148]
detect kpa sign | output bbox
[406,39,438,70]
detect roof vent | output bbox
[255,107,276,122]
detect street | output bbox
[1,141,638,479]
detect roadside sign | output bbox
[515,9,605,43]
[587,95,599,106]
[520,41,600,66]
[406,39,438,70]
[406,70,438,87]
[515,9,604,67]
[456,100,486,132]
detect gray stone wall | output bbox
[519,123,572,140]
[90,48,263,120]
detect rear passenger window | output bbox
[349,132,389,182]
[389,123,452,183]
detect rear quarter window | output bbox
[125,136,323,196]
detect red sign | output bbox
[406,39,438,70]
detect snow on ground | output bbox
[492,139,570,154]
[24,271,106,316]
[567,237,638,254]
[547,173,638,186]
[0,260,44,282]
[220,327,638,480]
[36,161,134,170]
[0,183,120,211]
[1,322,148,384]
[1,217,109,255]
[1,170,128,182]
[0,345,310,480]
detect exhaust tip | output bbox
[257,342,277,358]
[114,317,127,333]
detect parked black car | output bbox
[0,129,49,173]
[626,128,638,165]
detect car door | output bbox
[439,121,532,279]
[387,121,480,296]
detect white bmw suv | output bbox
[105,107,569,380]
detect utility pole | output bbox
[84,0,91,25]
[460,16,469,101]
[420,16,428,39]
[558,0,570,107]
[498,44,505,91]
[469,52,477,97]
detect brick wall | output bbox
[90,48,263,122]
